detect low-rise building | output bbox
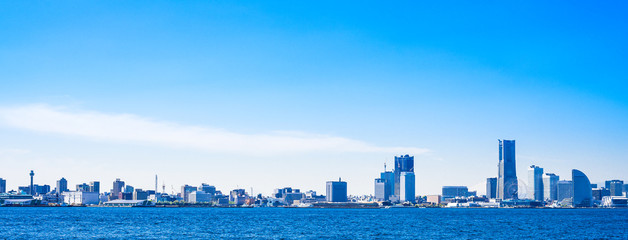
[426,195,441,205]
[62,191,100,205]
[601,196,627,208]
[102,199,154,207]
[189,191,212,203]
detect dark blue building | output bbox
[326,178,347,202]
[486,177,497,199]
[498,139,518,200]
[394,155,414,197]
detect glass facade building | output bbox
[380,171,395,200]
[498,139,518,199]
[326,178,348,202]
[394,155,414,196]
[399,172,415,203]
[486,177,497,199]
[528,165,544,201]
[442,186,469,199]
[607,180,624,196]
[542,173,559,201]
[557,180,573,202]
[374,178,389,201]
[56,177,68,194]
[572,169,592,207]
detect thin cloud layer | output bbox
[0,104,427,155]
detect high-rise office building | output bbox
[486,178,497,199]
[326,178,348,202]
[497,139,518,200]
[542,173,559,201]
[557,180,573,202]
[399,172,415,203]
[374,178,389,201]
[607,180,624,196]
[56,178,68,193]
[0,178,6,193]
[133,188,148,200]
[394,155,414,196]
[181,185,197,202]
[572,169,592,207]
[89,181,100,194]
[380,171,395,200]
[528,165,544,201]
[111,178,125,200]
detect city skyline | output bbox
[1,2,627,195]
[0,147,619,199]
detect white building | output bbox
[528,165,544,201]
[189,191,212,203]
[62,191,100,205]
[542,173,559,201]
[399,172,415,203]
[601,196,627,208]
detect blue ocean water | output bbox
[0,207,626,239]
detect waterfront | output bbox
[0,208,626,239]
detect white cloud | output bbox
[0,104,427,155]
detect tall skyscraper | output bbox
[486,178,497,199]
[56,178,68,193]
[542,173,559,201]
[326,178,348,202]
[399,172,415,203]
[497,139,518,200]
[111,178,125,200]
[394,155,414,199]
[380,171,395,200]
[572,169,592,207]
[557,180,573,202]
[0,178,6,193]
[607,180,624,196]
[528,165,544,201]
[374,178,389,201]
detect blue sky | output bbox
[0,1,627,196]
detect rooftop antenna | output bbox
[384,162,387,172]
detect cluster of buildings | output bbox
[421,140,628,208]
[373,155,415,203]
[1,139,626,208]
[0,171,350,207]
